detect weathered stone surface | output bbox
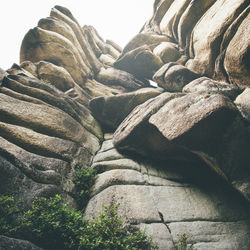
[149,92,250,201]
[20,27,88,84]
[3,74,103,140]
[121,33,173,56]
[38,16,92,73]
[86,185,161,223]
[153,63,200,91]
[92,159,142,174]
[0,121,78,162]
[6,63,35,78]
[183,77,240,100]
[113,90,250,201]
[0,135,67,182]
[84,25,120,60]
[93,148,125,163]
[88,135,250,249]
[98,138,114,153]
[2,1,250,249]
[0,235,43,250]
[153,42,181,63]
[90,87,162,130]
[86,176,250,243]
[96,67,146,90]
[152,62,177,86]
[142,0,174,33]
[0,93,99,152]
[49,6,102,73]
[169,220,250,250]
[224,11,250,88]
[19,61,38,78]
[160,0,191,38]
[106,39,122,53]
[115,45,163,80]
[0,153,60,210]
[99,54,115,66]
[92,169,146,196]
[138,223,173,250]
[235,88,250,122]
[113,92,184,157]
[149,93,238,149]
[37,61,75,91]
[186,0,248,77]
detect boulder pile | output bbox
[0,1,249,249]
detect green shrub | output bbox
[172,233,194,250]
[8,195,158,250]
[41,78,52,85]
[79,203,158,250]
[17,195,85,250]
[0,195,20,236]
[73,166,96,209]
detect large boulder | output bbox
[224,11,250,88]
[153,63,200,91]
[183,77,240,100]
[96,67,146,90]
[153,42,181,63]
[114,45,163,80]
[185,0,248,77]
[121,33,173,56]
[113,92,250,201]
[90,87,162,130]
[235,88,250,122]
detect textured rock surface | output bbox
[0,5,129,212]
[153,63,200,91]
[1,1,250,249]
[235,88,250,122]
[0,235,43,250]
[90,87,162,130]
[142,0,250,89]
[183,77,240,100]
[86,135,250,250]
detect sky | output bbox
[0,0,154,70]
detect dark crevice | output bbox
[158,211,172,235]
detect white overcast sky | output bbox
[0,0,154,70]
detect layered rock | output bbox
[0,5,146,211]
[86,134,250,250]
[1,1,250,249]
[126,0,250,90]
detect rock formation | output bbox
[0,1,250,249]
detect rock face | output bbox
[0,5,136,213]
[1,1,250,249]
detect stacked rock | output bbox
[0,1,250,249]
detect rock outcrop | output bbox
[1,1,250,249]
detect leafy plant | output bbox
[41,78,52,85]
[79,203,158,250]
[2,194,157,250]
[0,195,20,236]
[73,166,96,210]
[17,195,85,250]
[172,233,194,250]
